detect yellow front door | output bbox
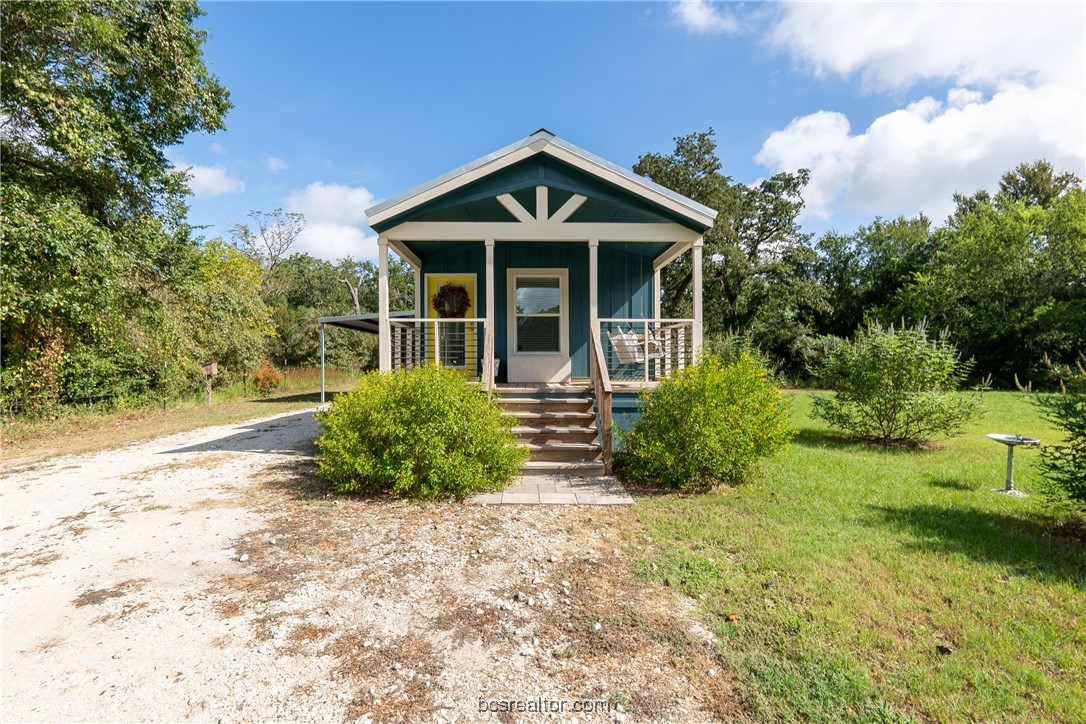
[425,274,477,375]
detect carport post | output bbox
[319,323,326,404]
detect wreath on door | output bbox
[431,283,472,319]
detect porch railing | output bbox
[388,318,495,389]
[589,328,613,473]
[598,318,695,383]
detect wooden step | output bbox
[512,425,598,435]
[509,410,596,421]
[496,385,592,394]
[498,397,594,406]
[521,460,606,474]
[521,441,601,452]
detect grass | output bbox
[633,391,1085,722]
[1,367,357,465]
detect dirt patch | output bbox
[72,578,149,608]
[201,459,747,722]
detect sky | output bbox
[175,1,1086,261]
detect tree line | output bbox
[636,131,1085,388]
[2,3,1081,418]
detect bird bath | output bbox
[985,434,1040,496]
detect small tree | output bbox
[1035,355,1086,515]
[813,322,983,445]
[619,353,793,489]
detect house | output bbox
[361,129,716,473]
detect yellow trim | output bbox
[425,275,478,375]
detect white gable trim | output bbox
[366,131,717,230]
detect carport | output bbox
[316,311,414,403]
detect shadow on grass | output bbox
[927,477,979,491]
[791,427,934,454]
[869,503,1086,588]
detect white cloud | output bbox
[265,155,289,172]
[766,2,1082,91]
[210,141,227,155]
[186,163,245,198]
[756,2,1085,223]
[284,182,378,261]
[671,0,738,35]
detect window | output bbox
[514,275,561,353]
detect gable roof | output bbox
[365,129,718,233]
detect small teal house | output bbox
[364,129,716,472]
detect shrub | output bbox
[1035,355,1086,515]
[315,365,527,499]
[252,359,284,395]
[618,353,793,489]
[813,322,983,445]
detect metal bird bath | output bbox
[985,434,1040,496]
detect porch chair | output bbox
[607,327,664,365]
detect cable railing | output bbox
[598,318,695,383]
[388,318,495,388]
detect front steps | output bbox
[499,392,604,475]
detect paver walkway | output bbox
[468,473,633,505]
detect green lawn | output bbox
[633,391,1085,722]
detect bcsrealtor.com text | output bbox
[479,697,616,714]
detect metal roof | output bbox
[317,310,414,334]
[364,129,718,227]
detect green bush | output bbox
[618,353,793,489]
[315,366,527,499]
[1035,355,1086,515]
[813,322,984,445]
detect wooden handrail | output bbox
[589,330,613,473]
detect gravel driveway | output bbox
[1,410,741,722]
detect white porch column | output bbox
[692,237,704,356]
[588,239,599,333]
[378,236,391,371]
[485,238,495,381]
[653,268,661,320]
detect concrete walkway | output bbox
[469,474,634,505]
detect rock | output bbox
[592,622,602,632]
[513,592,527,603]
[708,668,718,677]
[239,554,249,563]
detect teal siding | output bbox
[420,241,654,382]
[611,392,643,450]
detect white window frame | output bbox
[507,268,568,358]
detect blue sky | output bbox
[175,1,1085,261]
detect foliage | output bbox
[1034,355,1086,515]
[635,130,827,378]
[813,322,984,445]
[251,360,285,395]
[906,187,1086,385]
[1,0,230,415]
[182,241,274,377]
[229,209,306,296]
[619,354,793,489]
[316,366,526,499]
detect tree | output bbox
[998,160,1081,209]
[634,130,826,376]
[815,215,935,338]
[908,181,1085,385]
[1,0,230,413]
[229,209,306,296]
[181,241,274,375]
